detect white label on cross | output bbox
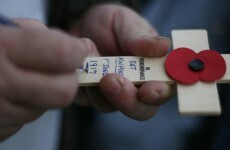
[78,30,230,115]
[78,56,172,86]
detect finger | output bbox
[85,87,116,112]
[112,6,171,56]
[75,5,125,56]
[78,5,170,56]
[100,74,159,120]
[0,97,45,126]
[0,26,92,72]
[13,18,48,29]
[81,38,100,57]
[4,63,78,108]
[75,87,116,112]
[138,81,174,105]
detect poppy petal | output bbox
[165,48,199,84]
[198,50,226,82]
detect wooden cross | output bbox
[78,30,230,115]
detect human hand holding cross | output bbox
[78,30,230,115]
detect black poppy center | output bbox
[189,59,204,71]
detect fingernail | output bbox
[81,38,97,54]
[102,77,123,97]
[151,36,171,50]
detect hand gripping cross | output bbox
[78,30,230,115]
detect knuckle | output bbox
[56,38,73,66]
[51,29,88,70]
[56,37,84,70]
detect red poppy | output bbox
[165,47,226,84]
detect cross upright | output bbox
[171,30,230,115]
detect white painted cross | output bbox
[78,30,230,115]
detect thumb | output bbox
[112,6,171,56]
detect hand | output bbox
[70,4,174,120]
[0,19,91,141]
